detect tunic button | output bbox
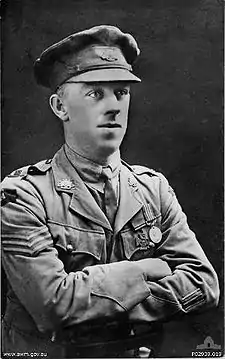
[67,244,73,253]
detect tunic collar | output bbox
[64,143,121,192]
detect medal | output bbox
[149,226,162,244]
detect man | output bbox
[1,25,219,358]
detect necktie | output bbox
[102,166,118,227]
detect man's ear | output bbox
[49,94,68,121]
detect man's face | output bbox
[60,81,130,161]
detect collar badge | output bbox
[57,178,74,190]
[128,177,138,188]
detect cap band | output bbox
[49,45,133,90]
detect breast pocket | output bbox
[120,207,162,261]
[47,220,106,273]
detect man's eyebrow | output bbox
[80,83,100,91]
[82,82,130,88]
[80,82,131,93]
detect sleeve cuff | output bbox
[84,261,150,311]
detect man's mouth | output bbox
[98,123,121,128]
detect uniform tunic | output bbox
[64,143,120,222]
[1,145,219,358]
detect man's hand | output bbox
[134,258,172,281]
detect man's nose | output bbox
[104,93,121,115]
[104,109,120,118]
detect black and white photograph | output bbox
[1,1,223,358]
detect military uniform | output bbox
[1,145,219,357]
[1,25,220,358]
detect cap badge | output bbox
[99,49,118,62]
[57,178,74,190]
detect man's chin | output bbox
[99,145,118,157]
[96,142,121,162]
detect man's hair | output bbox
[56,84,67,99]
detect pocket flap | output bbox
[48,221,105,260]
[121,228,155,260]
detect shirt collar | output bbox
[64,143,121,192]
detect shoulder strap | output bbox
[27,159,52,175]
[122,160,159,177]
[131,165,159,177]
[7,159,52,178]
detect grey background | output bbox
[2,0,223,357]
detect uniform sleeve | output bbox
[1,177,150,334]
[129,173,220,323]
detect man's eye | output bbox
[87,90,103,99]
[115,88,130,99]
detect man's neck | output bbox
[65,142,121,167]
